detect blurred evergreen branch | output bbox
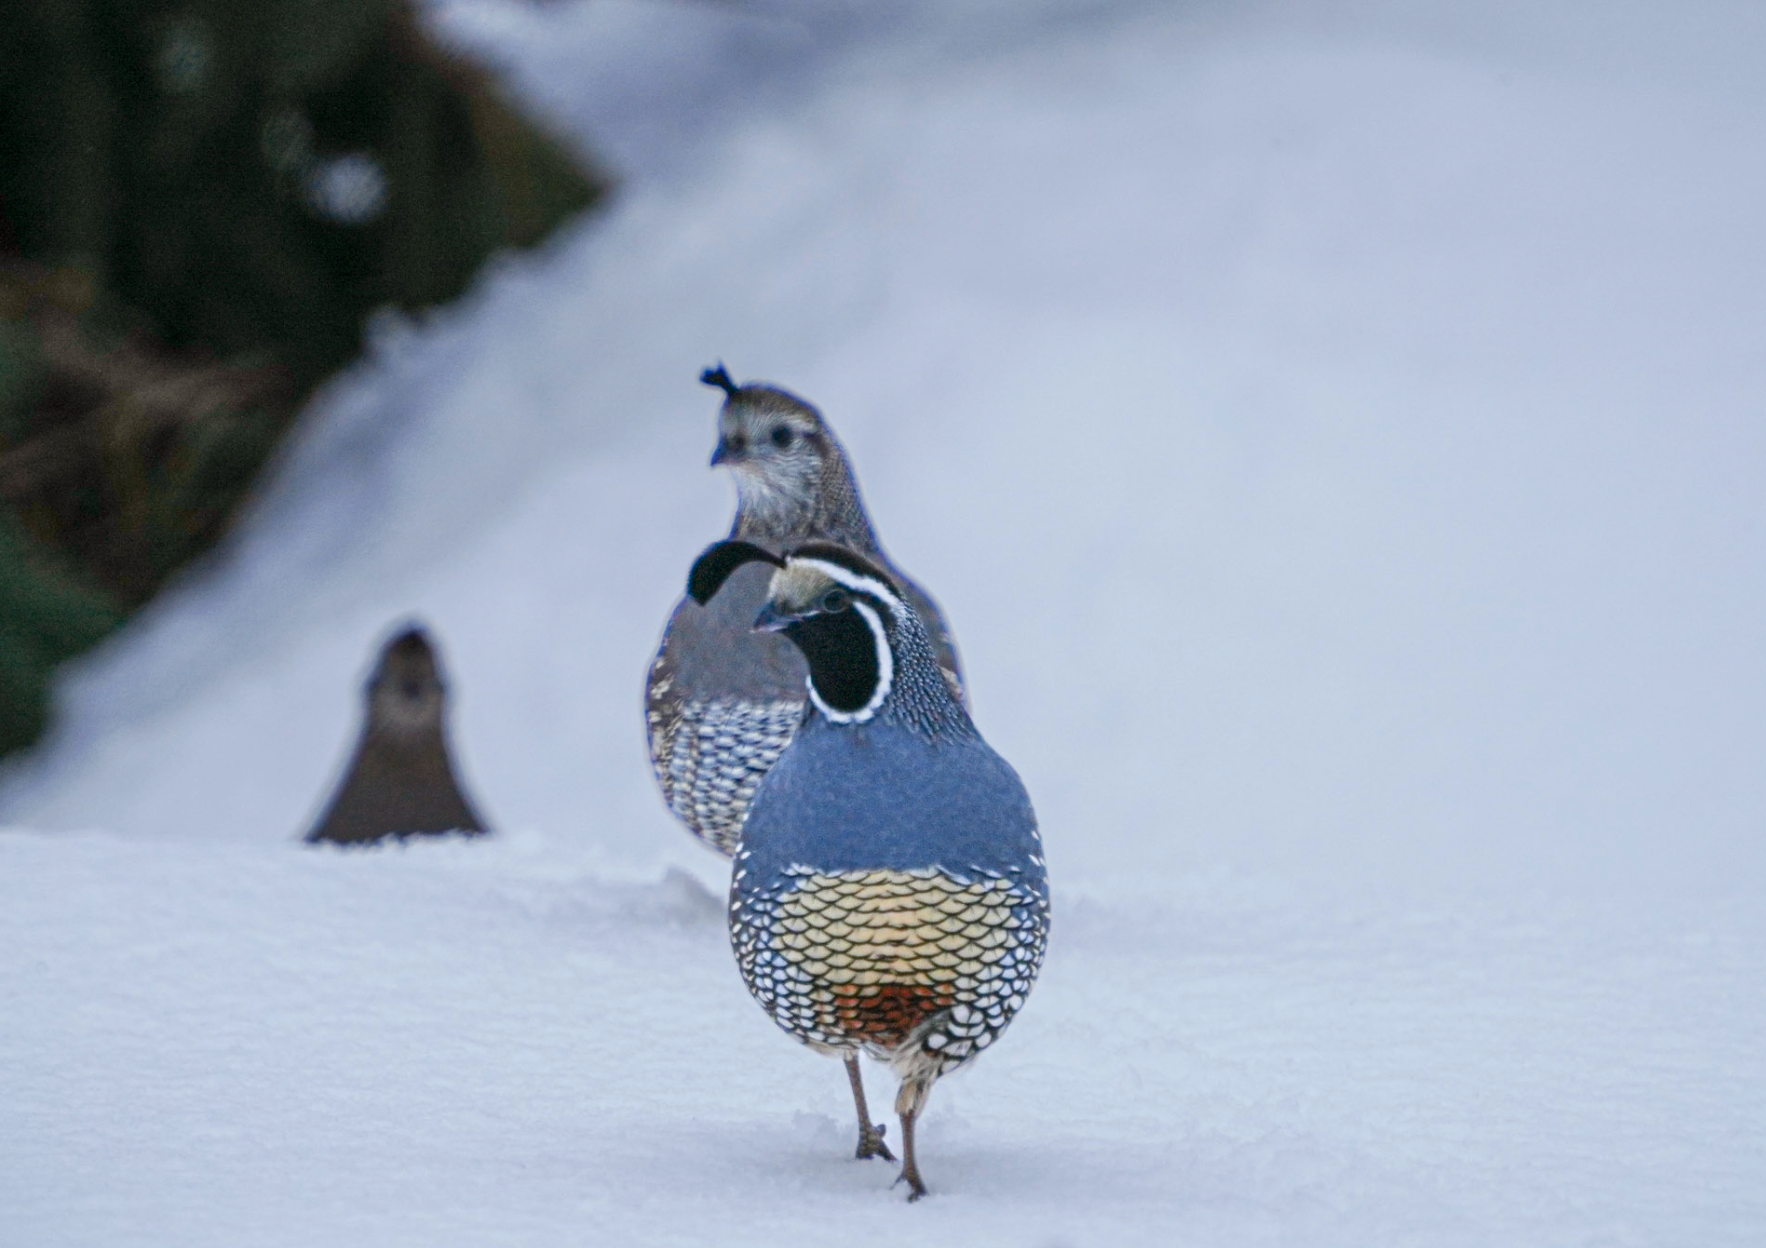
[0,0,608,759]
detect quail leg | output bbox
[894,1104,928,1201]
[844,1054,894,1161]
[892,1072,933,1200]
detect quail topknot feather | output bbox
[305,624,488,845]
[687,540,1049,1200]
[645,367,964,858]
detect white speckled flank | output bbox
[650,698,802,856]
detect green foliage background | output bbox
[0,0,606,758]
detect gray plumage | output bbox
[646,370,963,857]
[305,625,488,845]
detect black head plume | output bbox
[688,540,784,605]
[700,363,740,398]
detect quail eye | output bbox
[819,588,851,613]
[770,425,794,449]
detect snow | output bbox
[7,829,1762,1245]
[4,0,1764,1242]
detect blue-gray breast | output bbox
[687,538,1049,1201]
[644,366,964,857]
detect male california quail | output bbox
[686,540,1049,1200]
[645,366,964,859]
[305,625,489,844]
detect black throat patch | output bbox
[785,609,881,714]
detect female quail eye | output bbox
[819,588,850,613]
[770,425,794,449]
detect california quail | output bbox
[305,625,489,844]
[686,540,1049,1200]
[645,365,964,858]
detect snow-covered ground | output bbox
[4,1,1764,1243]
[8,830,1762,1245]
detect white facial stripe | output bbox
[807,599,894,724]
[792,558,907,621]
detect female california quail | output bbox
[306,625,488,844]
[686,540,1049,1201]
[645,366,964,859]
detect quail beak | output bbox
[710,437,736,467]
[752,602,798,633]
